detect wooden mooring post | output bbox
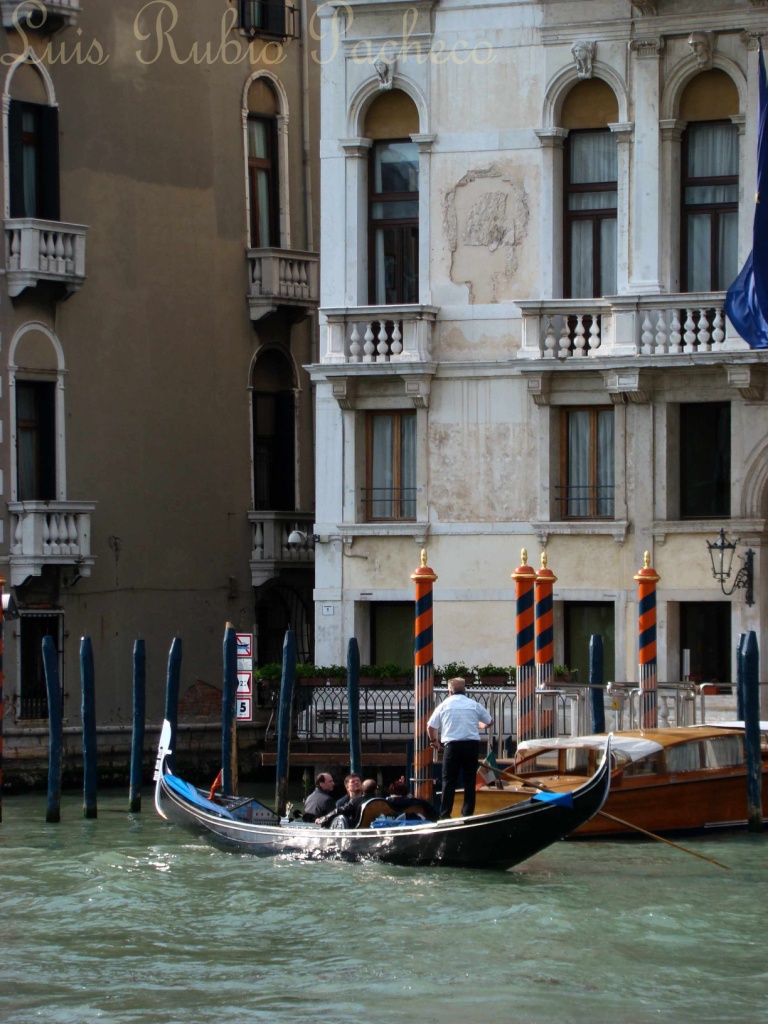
[275,628,296,817]
[740,630,763,833]
[81,636,98,819]
[43,635,63,823]
[222,623,238,797]
[129,639,146,812]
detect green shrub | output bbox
[253,663,281,681]
[360,662,410,679]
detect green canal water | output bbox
[1,789,766,1024]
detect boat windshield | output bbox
[665,734,745,773]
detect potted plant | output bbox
[359,663,412,686]
[554,665,578,683]
[435,662,470,684]
[472,664,514,686]
[295,664,346,685]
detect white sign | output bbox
[237,657,252,672]
[236,697,252,721]
[237,671,252,695]
[236,633,253,659]
[322,604,334,616]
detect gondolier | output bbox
[428,677,493,819]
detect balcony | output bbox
[6,219,87,297]
[248,512,315,587]
[321,305,438,364]
[517,293,745,361]
[8,501,96,587]
[1,1,80,29]
[247,248,319,321]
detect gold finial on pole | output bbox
[541,550,548,569]
[421,548,427,568]
[644,550,650,569]
[521,548,528,565]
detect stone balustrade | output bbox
[321,305,439,364]
[8,501,96,586]
[517,293,745,360]
[5,219,87,297]
[248,512,315,587]
[247,248,319,320]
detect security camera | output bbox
[287,530,308,547]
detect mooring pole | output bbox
[164,637,182,773]
[43,635,63,823]
[0,575,4,824]
[634,552,660,729]
[347,637,362,778]
[589,635,606,733]
[513,549,537,743]
[222,623,238,797]
[275,628,296,817]
[129,639,146,812]
[736,632,747,722]
[412,549,438,802]
[741,630,763,833]
[535,551,557,738]
[80,636,98,819]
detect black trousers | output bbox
[439,739,479,818]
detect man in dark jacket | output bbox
[302,773,337,821]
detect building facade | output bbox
[1,0,319,766]
[310,0,768,685]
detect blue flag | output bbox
[725,44,768,348]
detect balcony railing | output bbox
[248,511,315,587]
[361,487,417,522]
[6,219,87,297]
[247,248,319,320]
[8,500,96,586]
[556,484,615,519]
[517,293,740,360]
[1,1,80,29]
[321,305,439,364]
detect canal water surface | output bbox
[1,789,766,1024]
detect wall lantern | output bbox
[706,528,754,606]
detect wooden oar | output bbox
[478,760,731,871]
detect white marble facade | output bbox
[309,0,768,684]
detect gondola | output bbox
[153,722,611,869]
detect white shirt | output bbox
[427,693,492,743]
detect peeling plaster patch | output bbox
[444,164,530,304]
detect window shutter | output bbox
[39,104,60,221]
[263,0,286,36]
[8,100,24,218]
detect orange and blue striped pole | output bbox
[634,551,660,729]
[512,549,537,742]
[412,549,438,801]
[535,551,557,738]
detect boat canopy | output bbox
[517,734,662,764]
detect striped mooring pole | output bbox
[634,551,660,729]
[512,549,537,743]
[412,549,438,801]
[535,551,557,738]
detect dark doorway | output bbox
[371,602,413,669]
[563,601,615,683]
[679,601,731,684]
[19,613,60,719]
[255,581,312,666]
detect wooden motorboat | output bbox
[468,723,768,838]
[153,721,611,868]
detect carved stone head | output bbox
[687,31,713,69]
[571,40,595,79]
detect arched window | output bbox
[6,58,59,220]
[246,77,280,248]
[364,90,420,305]
[679,71,740,292]
[251,348,295,511]
[561,80,619,298]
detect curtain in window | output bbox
[599,219,617,296]
[17,384,38,501]
[371,415,394,518]
[718,210,738,289]
[567,410,590,517]
[570,132,618,184]
[687,123,738,179]
[685,123,739,291]
[687,214,711,292]
[597,409,614,516]
[570,221,594,299]
[400,413,416,517]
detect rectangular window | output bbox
[680,402,730,517]
[558,407,614,518]
[252,390,294,510]
[682,122,739,292]
[564,130,617,298]
[369,141,419,305]
[239,0,287,37]
[679,601,731,684]
[16,380,56,501]
[7,100,59,220]
[247,116,278,248]
[365,411,416,521]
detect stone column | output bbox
[609,122,634,295]
[628,39,665,294]
[340,138,372,305]
[534,128,568,298]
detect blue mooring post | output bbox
[589,635,606,733]
[129,640,146,812]
[80,636,98,819]
[164,637,182,773]
[275,628,296,817]
[347,637,362,777]
[43,635,63,823]
[222,623,238,797]
[741,630,763,833]
[736,632,747,721]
